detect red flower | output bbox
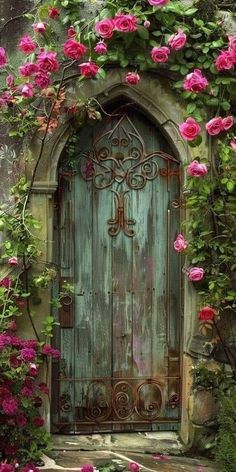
[48,7,60,19]
[38,382,49,395]
[198,306,216,321]
[33,416,45,427]
[63,39,87,60]
[79,61,99,78]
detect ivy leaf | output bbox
[187,103,197,114]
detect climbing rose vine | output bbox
[0,0,236,468]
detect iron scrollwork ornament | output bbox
[80,114,178,237]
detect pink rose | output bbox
[187,267,205,282]
[79,61,99,78]
[48,7,60,19]
[183,69,208,93]
[228,35,236,52]
[174,234,188,252]
[0,277,12,289]
[8,256,18,266]
[222,115,234,131]
[125,72,140,85]
[63,39,87,60]
[34,72,51,89]
[21,83,34,98]
[179,117,201,141]
[187,160,208,177]
[230,139,236,150]
[2,397,19,415]
[168,30,187,50]
[114,14,138,33]
[205,117,223,136]
[0,47,7,68]
[28,363,38,376]
[19,62,38,77]
[95,19,114,39]
[144,20,151,28]
[147,0,169,5]
[18,35,37,54]
[67,27,76,37]
[94,41,108,55]
[37,50,59,72]
[129,464,140,472]
[32,22,46,33]
[151,46,170,63]
[215,50,235,71]
[6,74,14,87]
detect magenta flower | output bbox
[174,234,188,252]
[222,115,234,131]
[95,19,114,39]
[67,27,76,37]
[0,277,12,289]
[21,83,34,98]
[0,334,12,350]
[37,50,59,72]
[6,74,14,87]
[147,0,169,5]
[114,14,138,33]
[230,139,236,150]
[0,464,15,472]
[38,382,49,394]
[187,160,208,177]
[94,41,108,55]
[21,386,34,397]
[79,61,99,78]
[125,72,140,85]
[215,49,235,71]
[32,22,46,34]
[8,256,19,266]
[18,35,37,54]
[20,347,36,361]
[168,30,187,50]
[151,46,170,63]
[0,47,7,68]
[81,464,94,472]
[19,63,38,77]
[179,117,201,141]
[63,39,87,60]
[129,463,140,472]
[42,344,60,358]
[28,363,38,376]
[34,72,51,89]
[183,69,208,93]
[187,267,205,282]
[23,339,39,349]
[2,397,19,415]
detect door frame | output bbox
[29,71,200,444]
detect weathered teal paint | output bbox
[52,107,181,433]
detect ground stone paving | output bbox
[45,450,218,472]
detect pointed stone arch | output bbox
[28,70,206,444]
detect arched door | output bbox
[52,106,182,433]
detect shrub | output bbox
[215,387,236,472]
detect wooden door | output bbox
[52,107,182,433]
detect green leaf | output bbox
[152,31,162,37]
[137,26,149,40]
[226,181,235,192]
[221,101,231,111]
[186,103,197,114]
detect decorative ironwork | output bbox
[54,377,180,429]
[108,190,136,237]
[168,393,180,409]
[80,114,178,190]
[171,198,186,209]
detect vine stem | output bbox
[23,254,40,342]
[21,60,76,233]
